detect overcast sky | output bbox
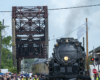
[0,0,100,57]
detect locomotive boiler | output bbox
[45,38,85,80]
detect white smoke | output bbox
[65,0,95,38]
[77,25,86,39]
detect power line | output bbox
[0,11,11,12]
[0,4,100,12]
[48,4,100,10]
[49,23,86,41]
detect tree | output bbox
[0,21,13,72]
[1,47,13,69]
[2,36,12,48]
[9,67,18,73]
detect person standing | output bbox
[96,73,99,80]
[83,72,91,80]
[4,75,7,80]
[32,74,34,80]
[29,77,32,80]
[29,72,32,78]
[34,75,39,80]
[98,71,100,80]
[39,74,45,80]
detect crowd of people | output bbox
[1,71,100,80]
[0,73,45,80]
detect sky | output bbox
[0,0,100,58]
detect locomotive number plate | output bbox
[67,67,72,72]
[60,67,65,72]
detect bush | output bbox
[9,67,18,74]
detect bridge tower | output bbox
[12,6,48,71]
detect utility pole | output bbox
[0,19,4,69]
[0,23,2,69]
[86,18,89,71]
[93,46,95,68]
[12,19,17,67]
[93,46,96,80]
[83,37,84,48]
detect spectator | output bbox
[21,76,24,80]
[17,74,21,80]
[0,75,4,80]
[11,74,14,80]
[34,75,39,80]
[39,74,45,80]
[32,74,35,80]
[4,75,7,80]
[29,77,32,80]
[95,73,99,80]
[26,76,28,80]
[98,71,100,80]
[1,75,4,80]
[83,71,91,80]
[29,72,32,78]
[7,75,10,80]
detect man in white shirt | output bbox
[29,72,33,77]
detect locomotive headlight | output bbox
[64,56,69,61]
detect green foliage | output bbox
[2,36,12,48]
[9,67,18,73]
[1,47,13,69]
[0,21,14,73]
[12,42,14,46]
[0,21,6,30]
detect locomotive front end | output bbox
[54,38,85,65]
[48,38,85,79]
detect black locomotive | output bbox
[45,38,85,80]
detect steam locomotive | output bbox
[45,38,85,80]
